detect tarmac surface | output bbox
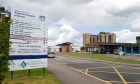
[48,58,105,84]
[49,55,140,84]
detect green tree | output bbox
[0,15,11,84]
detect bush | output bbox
[0,16,10,84]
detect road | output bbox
[48,55,140,84]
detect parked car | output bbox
[114,49,126,55]
[100,49,113,54]
[92,48,99,53]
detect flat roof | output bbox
[136,36,140,39]
[56,42,72,46]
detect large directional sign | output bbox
[9,8,48,71]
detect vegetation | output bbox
[0,14,11,83]
[61,52,140,64]
[3,69,61,84]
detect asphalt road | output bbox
[48,58,105,84]
[48,55,140,84]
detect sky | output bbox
[1,0,140,46]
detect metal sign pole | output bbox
[43,68,45,77]
[28,69,31,78]
[10,71,13,80]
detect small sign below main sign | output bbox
[9,59,47,71]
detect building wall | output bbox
[111,33,116,43]
[97,35,100,43]
[90,35,98,43]
[83,33,90,47]
[136,36,140,43]
[83,32,116,46]
[61,45,72,52]
[100,34,105,43]
[105,34,109,43]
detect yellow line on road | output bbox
[85,69,88,74]
[113,66,128,84]
[108,81,123,83]
[88,71,117,74]
[69,66,112,84]
[87,66,112,69]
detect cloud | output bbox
[3,0,140,45]
[4,0,140,27]
[130,18,140,32]
[48,24,81,46]
[107,2,140,21]
[113,29,140,43]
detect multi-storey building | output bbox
[83,32,116,47]
[81,32,140,54]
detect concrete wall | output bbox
[83,33,90,47]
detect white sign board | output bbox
[9,8,48,71]
[9,59,47,71]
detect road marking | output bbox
[88,71,140,75]
[113,66,128,84]
[68,66,112,84]
[87,66,113,69]
[51,57,140,84]
[88,71,118,74]
[108,81,123,83]
[85,69,88,74]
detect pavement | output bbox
[48,55,140,84]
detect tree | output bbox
[0,7,5,13]
[0,15,11,84]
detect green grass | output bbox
[60,52,140,64]
[3,69,61,84]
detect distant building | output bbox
[136,36,140,43]
[56,42,72,52]
[83,32,116,47]
[81,32,140,54]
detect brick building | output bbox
[81,32,140,54]
[56,42,72,52]
[83,32,116,47]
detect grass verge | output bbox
[60,52,140,64]
[3,69,61,84]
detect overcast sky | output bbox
[1,0,140,46]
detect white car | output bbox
[114,49,126,55]
[48,52,55,58]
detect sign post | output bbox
[9,8,48,77]
[43,68,45,77]
[10,71,13,80]
[28,69,31,78]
